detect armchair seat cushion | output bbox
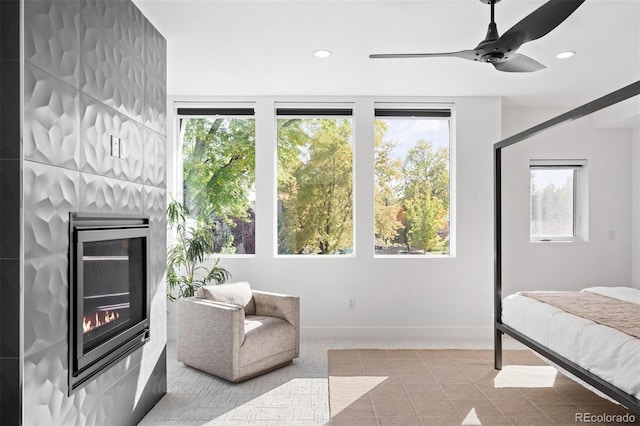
[241,315,297,366]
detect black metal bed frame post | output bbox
[494,145,503,370]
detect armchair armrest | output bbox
[252,291,300,359]
[252,291,300,331]
[177,297,245,377]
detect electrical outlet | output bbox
[110,135,120,158]
[348,297,356,310]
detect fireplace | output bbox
[69,213,150,394]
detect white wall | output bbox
[632,126,640,289]
[167,96,501,343]
[500,108,633,296]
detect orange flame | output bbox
[83,310,120,334]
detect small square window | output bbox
[529,160,587,242]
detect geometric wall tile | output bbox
[73,348,151,422]
[82,366,139,425]
[143,129,166,188]
[22,340,163,426]
[144,73,166,135]
[24,0,79,87]
[24,254,69,357]
[79,173,143,215]
[79,0,115,43]
[80,95,143,183]
[0,0,20,61]
[144,19,166,82]
[81,0,143,59]
[143,186,166,244]
[80,31,144,123]
[80,378,124,425]
[0,357,21,425]
[149,240,167,300]
[119,119,145,180]
[148,290,167,355]
[113,1,144,59]
[131,347,167,422]
[0,259,20,357]
[76,366,139,426]
[81,359,163,426]
[0,60,21,160]
[116,53,145,123]
[0,159,20,259]
[23,340,78,424]
[23,161,79,259]
[22,338,151,425]
[129,343,166,407]
[24,63,79,169]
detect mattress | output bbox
[502,286,640,399]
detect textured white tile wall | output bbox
[21,0,168,423]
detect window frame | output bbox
[373,104,455,257]
[274,104,356,257]
[176,106,257,257]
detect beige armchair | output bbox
[177,282,300,382]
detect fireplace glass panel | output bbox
[82,237,145,352]
[69,213,150,395]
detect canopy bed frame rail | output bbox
[496,322,640,414]
[493,80,640,415]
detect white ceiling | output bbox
[134,0,640,108]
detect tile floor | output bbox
[139,337,503,426]
[138,337,637,426]
[327,349,638,426]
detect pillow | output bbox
[198,281,256,315]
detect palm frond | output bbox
[167,197,187,229]
[166,197,231,300]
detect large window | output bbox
[530,159,587,242]
[174,101,457,258]
[178,108,256,254]
[276,107,354,255]
[374,108,452,255]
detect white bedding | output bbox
[502,286,640,399]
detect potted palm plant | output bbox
[166,198,231,301]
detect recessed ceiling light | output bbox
[313,49,332,58]
[556,51,576,59]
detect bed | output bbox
[493,80,640,415]
[502,287,640,405]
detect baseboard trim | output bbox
[168,326,526,349]
[300,326,494,345]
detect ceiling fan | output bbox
[369,0,585,72]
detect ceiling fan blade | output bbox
[497,0,585,50]
[369,50,478,60]
[493,54,546,72]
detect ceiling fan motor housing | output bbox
[481,51,505,63]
